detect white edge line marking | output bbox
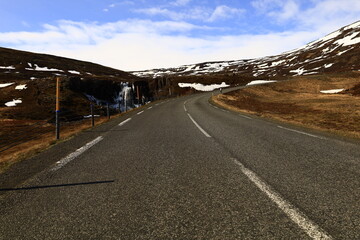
[239,114,252,120]
[187,113,211,138]
[278,126,326,140]
[119,118,132,126]
[184,101,188,112]
[137,110,144,115]
[51,136,104,171]
[232,158,332,240]
[210,103,252,119]
[148,106,153,109]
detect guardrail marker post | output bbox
[125,95,127,112]
[91,104,95,127]
[55,77,60,140]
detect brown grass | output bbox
[0,116,111,173]
[0,102,151,173]
[212,75,360,139]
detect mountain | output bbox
[0,47,140,82]
[0,47,151,120]
[132,20,360,80]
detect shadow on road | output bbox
[0,180,115,192]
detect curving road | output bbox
[1,90,359,239]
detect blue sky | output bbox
[1,0,360,70]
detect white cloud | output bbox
[298,0,360,31]
[251,0,282,13]
[252,0,360,33]
[135,5,245,22]
[171,0,191,6]
[208,5,246,22]
[0,19,321,71]
[252,0,299,22]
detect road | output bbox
[1,90,359,239]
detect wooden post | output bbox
[55,77,60,140]
[107,103,110,119]
[136,85,140,105]
[91,104,95,127]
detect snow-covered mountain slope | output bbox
[133,21,360,79]
[0,47,139,82]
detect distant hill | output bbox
[0,47,138,82]
[133,20,360,80]
[0,47,149,121]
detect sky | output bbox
[0,0,360,71]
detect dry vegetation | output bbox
[0,116,112,173]
[213,73,360,139]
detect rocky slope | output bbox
[132,21,360,80]
[0,47,152,120]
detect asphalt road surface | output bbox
[1,90,359,239]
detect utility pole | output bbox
[55,77,60,140]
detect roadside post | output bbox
[91,104,95,127]
[55,77,60,140]
[137,85,140,105]
[107,103,110,119]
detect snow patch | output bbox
[26,64,63,72]
[335,32,360,46]
[0,83,15,88]
[246,80,277,86]
[324,63,333,68]
[320,89,344,94]
[337,49,350,56]
[0,66,15,70]
[15,84,27,90]
[5,99,22,107]
[178,82,229,91]
[84,115,100,119]
[271,60,285,67]
[344,21,360,30]
[68,70,81,75]
[290,67,305,76]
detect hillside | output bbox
[0,47,135,82]
[0,47,153,120]
[0,47,153,168]
[133,21,360,81]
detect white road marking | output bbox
[51,136,104,171]
[187,113,211,138]
[184,101,188,112]
[278,126,326,140]
[232,158,332,240]
[148,106,153,109]
[119,118,132,126]
[239,114,252,120]
[137,111,144,115]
